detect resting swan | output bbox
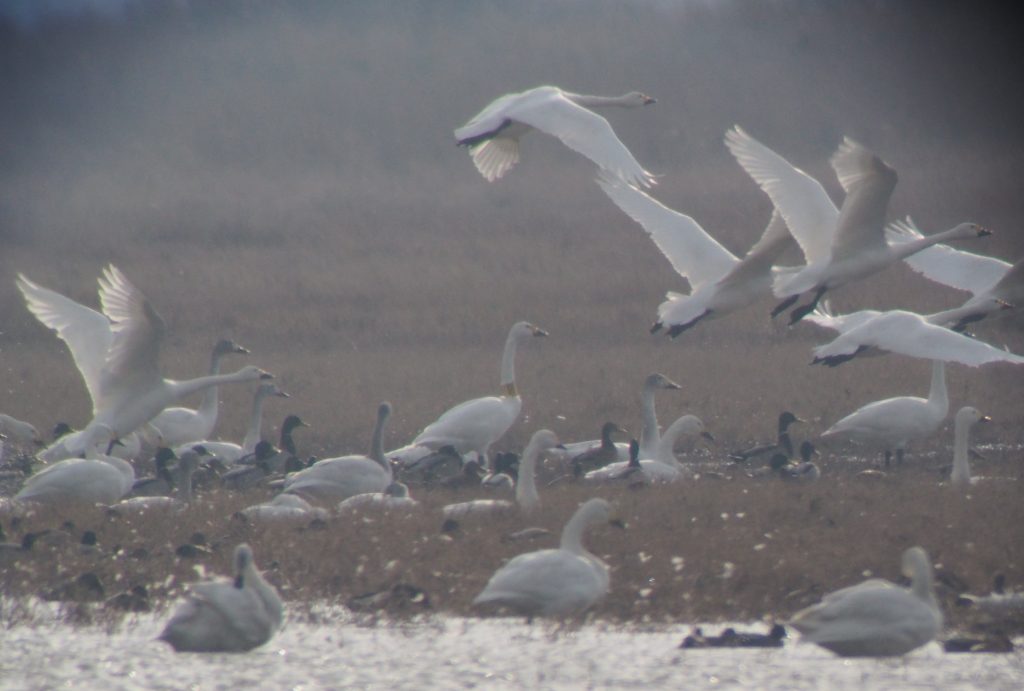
[14,425,134,505]
[413,321,547,468]
[0,414,43,448]
[147,339,251,447]
[950,406,992,488]
[788,546,942,657]
[108,448,205,515]
[597,173,796,336]
[177,382,290,465]
[158,543,283,653]
[455,85,656,187]
[725,127,990,324]
[820,360,948,465]
[887,217,1024,331]
[472,497,620,617]
[282,402,393,505]
[442,429,561,521]
[17,267,272,461]
[584,415,709,482]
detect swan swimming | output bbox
[820,360,948,465]
[598,172,796,336]
[949,406,991,488]
[472,497,621,617]
[17,267,272,461]
[412,321,547,468]
[283,402,394,505]
[455,85,656,186]
[147,339,251,447]
[788,546,942,657]
[158,543,283,652]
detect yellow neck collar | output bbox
[502,382,518,397]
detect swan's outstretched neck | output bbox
[559,498,608,554]
[369,402,393,477]
[927,360,948,415]
[904,547,940,613]
[169,368,271,402]
[515,435,542,513]
[951,413,972,487]
[569,93,654,109]
[500,322,547,395]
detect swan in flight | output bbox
[455,85,656,187]
[17,267,272,461]
[584,414,709,482]
[887,217,1024,331]
[177,382,290,465]
[412,321,547,468]
[788,546,942,657]
[147,339,251,447]
[442,429,562,521]
[472,497,621,617]
[158,543,283,652]
[820,360,948,465]
[725,126,990,324]
[950,406,991,488]
[805,302,1024,367]
[282,402,393,505]
[597,174,796,336]
[14,424,134,505]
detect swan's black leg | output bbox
[788,287,827,325]
[771,294,799,319]
[667,310,712,338]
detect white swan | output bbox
[788,546,942,657]
[654,413,715,465]
[147,339,251,447]
[805,302,1024,367]
[950,406,991,488]
[636,372,682,460]
[725,127,990,323]
[442,429,561,521]
[597,174,795,336]
[584,415,708,483]
[107,448,204,515]
[177,382,290,465]
[282,402,393,505]
[0,414,43,448]
[820,360,948,465]
[337,481,418,513]
[455,85,656,187]
[472,497,619,617]
[240,492,329,523]
[158,543,283,653]
[17,267,272,461]
[14,425,134,505]
[887,217,1024,331]
[412,321,547,468]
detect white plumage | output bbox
[789,546,942,657]
[176,382,289,465]
[15,425,134,505]
[455,85,656,186]
[950,406,991,488]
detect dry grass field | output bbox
[0,2,1022,631]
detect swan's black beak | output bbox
[642,95,656,105]
[980,415,992,423]
[532,327,549,337]
[259,371,274,380]
[975,225,992,237]
[609,518,627,530]
[235,345,251,354]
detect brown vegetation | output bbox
[0,2,1022,630]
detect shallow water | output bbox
[1,607,1022,690]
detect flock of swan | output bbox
[1,84,1021,657]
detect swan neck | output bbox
[196,350,226,420]
[639,384,660,455]
[368,411,392,477]
[242,390,268,451]
[499,330,521,389]
[570,93,634,109]
[927,360,948,414]
[170,369,255,401]
[910,558,939,611]
[560,505,595,554]
[892,227,965,261]
[515,438,541,513]
[951,414,972,486]
[655,420,691,466]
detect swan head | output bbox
[527,429,562,453]
[955,406,991,427]
[385,481,410,499]
[645,372,681,391]
[952,222,991,239]
[377,402,393,421]
[236,366,273,381]
[257,382,289,399]
[233,543,255,588]
[510,321,549,340]
[214,338,250,356]
[577,497,625,530]
[900,546,932,581]
[622,91,656,106]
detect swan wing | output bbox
[813,310,1024,366]
[804,303,883,335]
[827,138,897,261]
[509,90,654,187]
[886,217,1010,296]
[597,175,738,288]
[413,396,520,453]
[16,274,113,411]
[96,265,166,405]
[716,210,797,289]
[725,125,838,265]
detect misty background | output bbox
[0,1,1021,451]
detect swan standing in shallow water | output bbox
[950,406,991,488]
[14,425,134,505]
[159,543,283,653]
[442,429,562,521]
[788,546,942,657]
[455,85,656,187]
[472,497,621,617]
[412,321,547,469]
[17,267,272,461]
[820,360,948,465]
[282,402,393,505]
[598,173,796,336]
[147,339,251,447]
